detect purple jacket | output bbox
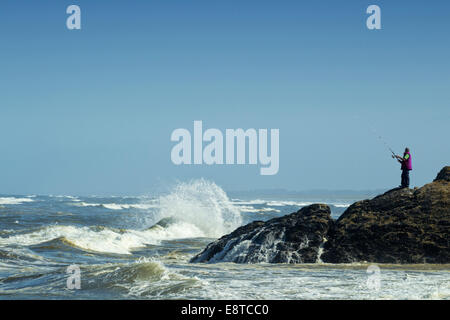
[401,152,412,170]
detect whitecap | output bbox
[332,204,351,208]
[0,222,205,255]
[266,201,313,207]
[0,197,34,205]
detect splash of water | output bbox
[0,179,242,255]
[156,179,242,238]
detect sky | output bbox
[0,0,449,195]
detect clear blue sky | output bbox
[1,0,449,195]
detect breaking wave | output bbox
[0,197,34,205]
[0,223,203,255]
[155,179,242,238]
[0,179,243,255]
[236,205,281,213]
[332,204,351,208]
[70,258,202,298]
[73,202,157,210]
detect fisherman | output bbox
[394,148,412,188]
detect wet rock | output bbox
[190,204,333,263]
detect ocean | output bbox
[0,179,448,300]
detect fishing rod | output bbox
[377,135,397,159]
[387,144,397,159]
[370,127,398,160]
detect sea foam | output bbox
[155,179,242,238]
[0,197,34,205]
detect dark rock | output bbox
[322,166,450,263]
[434,166,450,182]
[190,204,333,263]
[191,167,450,264]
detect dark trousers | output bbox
[401,169,410,188]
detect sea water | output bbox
[0,179,448,300]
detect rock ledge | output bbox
[191,167,450,264]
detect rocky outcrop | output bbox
[191,167,450,264]
[191,204,333,263]
[435,166,450,182]
[322,166,450,263]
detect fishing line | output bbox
[369,124,398,159]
